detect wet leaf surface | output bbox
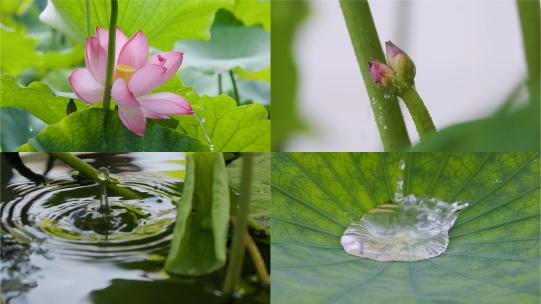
[271,152,540,303]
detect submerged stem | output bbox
[223,153,254,295]
[229,70,240,103]
[399,87,436,138]
[245,233,270,286]
[101,0,118,110]
[229,216,270,286]
[339,0,411,151]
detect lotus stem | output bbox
[229,70,240,103]
[218,73,223,95]
[85,0,91,37]
[102,0,118,110]
[516,0,540,103]
[223,153,254,295]
[399,87,436,138]
[339,0,411,151]
[245,233,270,286]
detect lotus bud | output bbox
[385,41,416,84]
[368,59,400,94]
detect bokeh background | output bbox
[277,0,530,151]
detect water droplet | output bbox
[209,144,215,151]
[399,159,406,171]
[69,170,80,178]
[28,126,34,132]
[394,179,404,202]
[97,167,110,182]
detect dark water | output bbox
[0,153,269,304]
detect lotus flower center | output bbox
[116,64,136,82]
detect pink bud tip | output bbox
[385,41,403,58]
[368,59,393,85]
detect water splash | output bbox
[1,173,180,260]
[341,159,469,261]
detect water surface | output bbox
[1,153,269,304]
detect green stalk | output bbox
[85,0,91,37]
[339,0,411,151]
[229,216,270,286]
[102,0,118,110]
[516,0,540,103]
[399,87,436,138]
[218,73,223,95]
[229,70,240,103]
[223,153,254,295]
[50,152,142,199]
[244,233,270,286]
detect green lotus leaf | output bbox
[175,23,269,73]
[15,108,208,152]
[234,66,270,82]
[226,0,270,31]
[0,107,45,151]
[0,19,84,75]
[411,101,540,152]
[272,152,540,303]
[41,0,232,50]
[0,75,88,125]
[165,153,230,276]
[174,95,270,152]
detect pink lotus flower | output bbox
[69,27,193,136]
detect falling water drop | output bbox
[209,144,215,151]
[97,167,110,214]
[395,159,406,203]
[394,178,404,203]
